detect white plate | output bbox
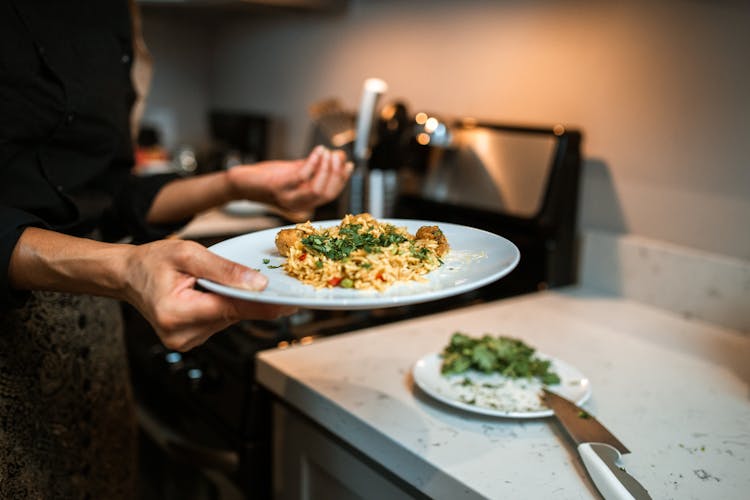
[222,200,272,216]
[412,352,591,418]
[197,219,520,310]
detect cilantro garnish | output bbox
[440,332,561,385]
[409,243,431,261]
[300,224,408,261]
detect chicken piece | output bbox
[275,228,303,257]
[416,225,450,257]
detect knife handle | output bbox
[577,443,652,500]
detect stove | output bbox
[125,121,582,499]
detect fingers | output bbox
[298,145,325,181]
[310,148,333,194]
[227,145,352,212]
[297,149,352,203]
[129,239,298,353]
[267,159,307,192]
[310,149,352,201]
[159,290,297,351]
[176,241,268,291]
[325,154,353,199]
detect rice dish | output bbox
[275,213,449,291]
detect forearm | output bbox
[8,227,292,352]
[146,170,236,224]
[8,227,132,300]
[145,145,349,224]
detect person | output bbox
[0,0,352,497]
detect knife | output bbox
[541,389,652,500]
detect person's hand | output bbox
[122,239,296,351]
[226,145,353,214]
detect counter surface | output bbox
[256,287,750,499]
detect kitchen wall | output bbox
[139,10,213,152]
[141,0,750,261]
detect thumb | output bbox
[182,245,268,291]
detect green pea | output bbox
[340,278,354,288]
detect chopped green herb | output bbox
[409,243,431,261]
[262,258,270,264]
[266,264,283,269]
[440,332,561,385]
[578,410,591,419]
[300,223,410,261]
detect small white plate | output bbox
[412,352,591,418]
[222,200,272,216]
[197,219,520,310]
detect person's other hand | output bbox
[123,239,296,351]
[226,145,353,213]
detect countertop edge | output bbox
[255,357,486,499]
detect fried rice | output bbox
[275,213,448,291]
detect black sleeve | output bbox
[0,206,47,310]
[0,173,190,311]
[102,172,192,244]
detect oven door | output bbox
[123,303,273,499]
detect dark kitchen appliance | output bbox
[397,119,583,296]
[125,120,582,499]
[203,111,270,173]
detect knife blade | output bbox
[542,389,652,500]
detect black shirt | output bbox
[0,0,181,309]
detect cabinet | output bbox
[272,403,418,500]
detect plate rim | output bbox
[197,218,521,310]
[412,351,592,418]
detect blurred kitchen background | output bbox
[130,0,749,498]
[138,0,749,261]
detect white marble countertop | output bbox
[256,287,750,499]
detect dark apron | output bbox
[0,291,136,499]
